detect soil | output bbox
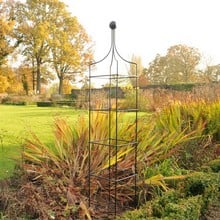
[204,204,220,220]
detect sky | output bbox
[63,0,220,67]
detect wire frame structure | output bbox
[88,21,138,218]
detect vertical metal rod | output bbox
[108,65,111,212]
[109,26,114,210]
[109,23,118,216]
[109,23,116,215]
[88,65,91,207]
[135,63,138,207]
[115,58,119,217]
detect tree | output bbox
[49,15,93,94]
[62,79,73,94]
[14,0,93,95]
[129,55,145,87]
[167,44,201,83]
[0,0,15,66]
[0,66,22,93]
[147,44,201,84]
[0,74,9,92]
[202,64,220,82]
[0,0,13,92]
[146,54,170,84]
[15,65,33,95]
[14,0,61,94]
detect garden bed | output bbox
[1,99,220,219]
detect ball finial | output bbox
[109,21,116,30]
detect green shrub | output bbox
[167,83,196,91]
[183,172,220,206]
[207,158,220,172]
[55,100,76,107]
[1,95,36,105]
[1,96,27,105]
[36,101,54,107]
[163,196,202,220]
[36,100,76,107]
[118,171,220,219]
[4,101,27,105]
[150,191,202,219]
[179,172,220,218]
[117,191,202,220]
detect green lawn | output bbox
[0,105,86,179]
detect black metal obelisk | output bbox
[88,21,138,218]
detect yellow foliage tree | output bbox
[49,15,93,94]
[0,66,22,93]
[14,0,63,94]
[0,75,9,93]
[15,65,33,95]
[62,79,73,94]
[147,44,201,84]
[14,0,93,95]
[0,0,15,66]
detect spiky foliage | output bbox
[19,116,91,219]
[168,101,220,168]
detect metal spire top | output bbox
[109,21,116,29]
[110,21,116,53]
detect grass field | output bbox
[0,105,86,179]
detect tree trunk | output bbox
[32,59,35,93]
[32,69,35,93]
[59,76,63,95]
[36,61,41,94]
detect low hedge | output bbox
[117,191,202,220]
[4,101,27,106]
[36,100,76,107]
[36,101,54,107]
[55,100,76,107]
[117,171,220,220]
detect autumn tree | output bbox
[146,54,170,84]
[167,44,201,83]
[202,64,220,82]
[129,55,146,87]
[14,0,92,95]
[0,74,9,93]
[49,14,93,94]
[15,65,33,95]
[0,0,19,93]
[0,0,15,66]
[62,79,73,94]
[0,66,22,93]
[13,0,60,94]
[147,44,201,84]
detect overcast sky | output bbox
[63,0,220,67]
